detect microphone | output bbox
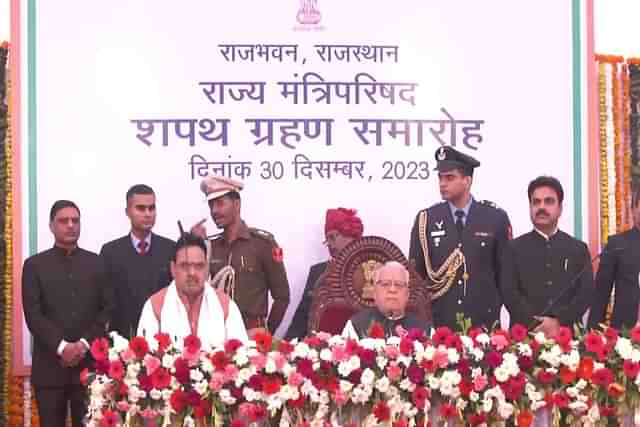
[177,220,185,236]
[529,246,624,329]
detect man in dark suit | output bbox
[100,184,175,338]
[501,176,593,337]
[285,208,364,340]
[22,200,114,427]
[409,146,511,330]
[589,187,640,330]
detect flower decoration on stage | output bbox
[85,323,640,426]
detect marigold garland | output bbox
[8,376,24,427]
[1,44,12,427]
[598,61,610,246]
[612,62,623,231]
[622,65,632,231]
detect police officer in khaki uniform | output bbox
[191,175,290,337]
[409,146,511,330]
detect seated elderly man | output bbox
[137,233,248,348]
[342,261,431,339]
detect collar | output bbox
[53,245,78,257]
[448,197,473,220]
[533,227,559,241]
[375,307,406,321]
[222,220,251,242]
[130,232,152,250]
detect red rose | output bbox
[607,382,625,398]
[399,337,414,355]
[262,377,282,395]
[432,327,453,346]
[412,386,429,408]
[358,348,376,367]
[630,325,640,343]
[537,370,555,385]
[193,398,211,419]
[407,365,425,385]
[368,322,385,339]
[553,392,569,408]
[151,367,171,389]
[584,331,605,354]
[129,336,150,359]
[518,355,534,371]
[456,359,471,376]
[444,334,462,351]
[373,401,390,422]
[230,419,246,427]
[248,374,265,391]
[624,360,640,378]
[100,409,119,427]
[170,390,187,412]
[184,334,202,354]
[555,327,573,351]
[108,360,124,381]
[254,330,273,353]
[173,357,190,384]
[297,358,314,378]
[439,403,457,418]
[559,366,576,385]
[210,351,230,371]
[80,368,90,386]
[604,327,619,350]
[468,413,486,426]
[486,351,503,369]
[252,405,267,421]
[516,410,534,427]
[592,368,614,387]
[277,340,294,355]
[138,373,153,392]
[91,338,109,361]
[224,338,243,354]
[577,356,594,380]
[510,324,528,342]
[154,332,171,352]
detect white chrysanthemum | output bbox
[183,415,195,427]
[190,369,204,382]
[472,348,484,362]
[469,391,479,402]
[447,348,460,364]
[162,389,172,401]
[400,378,415,392]
[439,382,453,397]
[428,376,440,390]
[361,368,375,386]
[376,377,390,393]
[631,349,640,363]
[219,389,236,405]
[423,345,435,361]
[517,343,533,357]
[576,379,587,390]
[265,359,277,374]
[293,342,310,359]
[149,388,162,400]
[328,335,345,347]
[566,386,579,398]
[456,398,468,411]
[109,331,130,353]
[482,397,493,413]
[494,366,510,383]
[237,367,253,384]
[199,357,213,374]
[616,338,633,360]
[339,380,353,393]
[568,400,588,413]
[476,333,491,345]
[442,370,462,386]
[460,335,474,350]
[352,385,372,404]
[534,332,547,344]
[162,354,175,369]
[594,362,605,371]
[319,348,332,362]
[194,380,208,396]
[497,402,514,419]
[376,356,388,370]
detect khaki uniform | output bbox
[209,221,290,333]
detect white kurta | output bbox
[341,320,359,340]
[137,282,248,349]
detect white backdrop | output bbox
[17,1,584,366]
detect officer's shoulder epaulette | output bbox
[479,199,498,209]
[249,228,278,245]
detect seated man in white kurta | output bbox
[137,233,248,348]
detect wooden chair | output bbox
[308,236,431,335]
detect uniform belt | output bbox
[244,316,266,329]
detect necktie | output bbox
[138,240,148,255]
[455,210,465,236]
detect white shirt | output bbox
[137,281,248,350]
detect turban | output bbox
[325,208,363,239]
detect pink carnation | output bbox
[473,374,488,392]
[434,349,449,368]
[120,348,136,363]
[491,333,509,351]
[287,372,305,387]
[334,389,348,406]
[143,355,161,376]
[332,345,349,362]
[224,364,239,382]
[250,354,267,371]
[386,362,402,382]
[384,345,400,359]
[116,401,129,413]
[209,373,225,392]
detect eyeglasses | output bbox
[376,281,408,290]
[176,262,207,272]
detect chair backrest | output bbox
[308,236,431,335]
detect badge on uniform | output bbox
[272,247,284,262]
